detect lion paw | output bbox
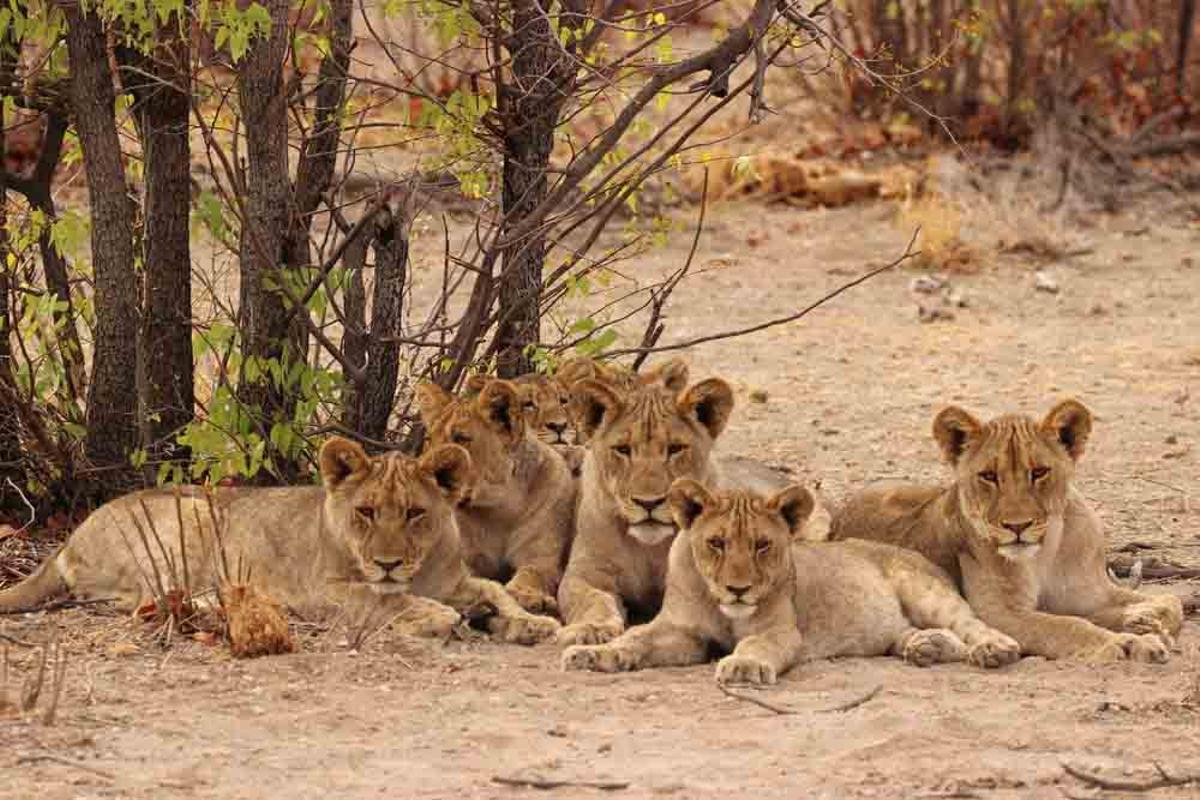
[966,632,1021,669]
[505,583,559,616]
[561,644,638,673]
[491,613,561,645]
[902,629,967,667]
[1122,599,1183,647]
[715,655,777,686]
[1080,633,1170,664]
[557,620,624,647]
[394,605,462,638]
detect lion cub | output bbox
[831,400,1183,662]
[0,438,560,645]
[418,379,575,614]
[563,481,1020,684]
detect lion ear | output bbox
[932,406,982,464]
[643,358,690,393]
[573,379,623,439]
[668,478,715,530]
[477,379,523,440]
[419,444,474,503]
[767,484,814,538]
[677,378,734,440]
[415,382,453,424]
[1040,399,1092,461]
[320,437,371,490]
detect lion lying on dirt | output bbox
[418,379,576,614]
[0,438,559,645]
[563,481,1019,684]
[831,400,1182,662]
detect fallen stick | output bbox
[1062,760,1199,792]
[491,774,630,791]
[0,598,116,617]
[718,682,883,715]
[16,752,116,780]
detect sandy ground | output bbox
[2,189,1199,799]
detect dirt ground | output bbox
[2,187,1199,799]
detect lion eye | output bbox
[1030,466,1050,482]
[451,432,472,445]
[613,444,632,457]
[406,507,426,521]
[667,443,687,457]
[355,506,376,522]
[978,470,998,485]
[755,539,771,555]
[707,538,725,554]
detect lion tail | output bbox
[0,551,68,612]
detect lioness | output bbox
[831,400,1182,662]
[564,481,1020,683]
[556,374,736,645]
[417,378,575,614]
[0,438,559,645]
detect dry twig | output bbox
[718,682,883,715]
[1062,761,1199,792]
[491,774,630,791]
[16,752,115,780]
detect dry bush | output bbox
[218,581,294,659]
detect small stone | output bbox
[918,303,955,323]
[909,274,948,294]
[1165,434,1178,445]
[749,389,769,404]
[1034,271,1060,293]
[547,724,568,738]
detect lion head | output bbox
[933,399,1091,560]
[513,374,576,446]
[417,379,526,506]
[319,437,472,592]
[574,374,734,545]
[668,480,813,619]
[559,357,691,445]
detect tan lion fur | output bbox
[831,399,1182,662]
[417,379,576,614]
[563,481,1019,684]
[0,439,559,645]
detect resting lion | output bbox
[831,399,1182,662]
[418,378,575,614]
[0,438,559,645]
[563,481,1020,683]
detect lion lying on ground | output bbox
[418,379,576,614]
[831,400,1182,662]
[0,438,559,645]
[563,481,1019,683]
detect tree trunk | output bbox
[493,0,570,378]
[0,44,26,505]
[235,0,294,472]
[125,9,195,466]
[63,4,141,484]
[1178,0,1197,92]
[347,205,408,442]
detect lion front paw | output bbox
[1122,598,1183,647]
[901,629,967,667]
[491,612,561,645]
[966,631,1021,669]
[394,604,462,638]
[1079,632,1170,664]
[561,644,638,673]
[716,655,777,686]
[505,584,559,616]
[557,620,624,647]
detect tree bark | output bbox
[0,42,26,502]
[123,9,195,465]
[235,0,294,463]
[494,0,571,378]
[1178,0,1197,92]
[63,3,141,483]
[347,205,408,442]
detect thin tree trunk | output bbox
[494,0,569,378]
[0,41,26,502]
[125,8,195,465]
[339,225,368,427]
[349,205,408,442]
[1178,0,1197,91]
[63,3,141,484]
[235,0,293,471]
[1004,0,1028,141]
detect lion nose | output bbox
[374,558,404,574]
[633,497,665,514]
[1002,520,1033,537]
[725,584,752,599]
[546,422,567,438]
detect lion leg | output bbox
[1083,586,1184,648]
[445,576,560,645]
[388,595,463,638]
[892,569,1020,669]
[557,574,626,646]
[562,618,707,674]
[961,560,1168,663]
[716,626,804,686]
